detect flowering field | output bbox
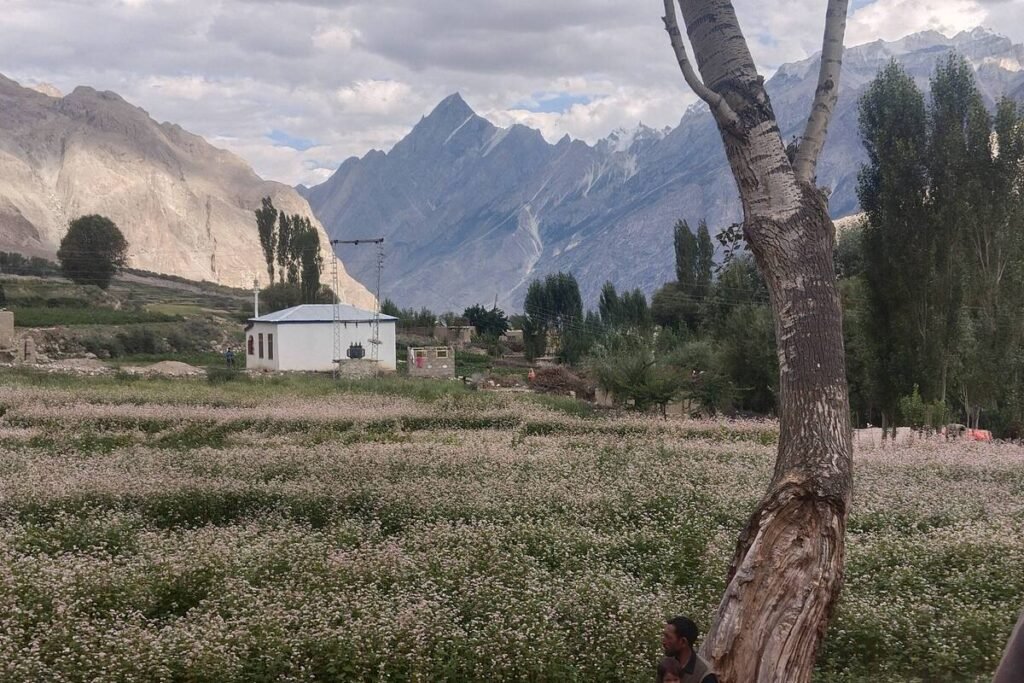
[0,373,1022,682]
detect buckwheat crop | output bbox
[0,376,1020,681]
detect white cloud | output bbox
[0,0,1019,186]
[847,0,987,45]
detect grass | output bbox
[10,306,182,327]
[0,374,1019,682]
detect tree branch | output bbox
[793,0,850,183]
[662,0,743,137]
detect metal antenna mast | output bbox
[330,238,385,375]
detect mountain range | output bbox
[303,28,1024,312]
[0,75,374,308]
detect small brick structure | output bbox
[408,346,455,378]
[434,325,474,349]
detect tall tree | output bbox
[858,57,1024,432]
[287,215,314,285]
[662,1,852,680]
[255,197,278,285]
[292,219,323,303]
[926,55,986,407]
[674,219,698,290]
[598,281,621,328]
[857,61,929,428]
[695,219,715,300]
[57,215,129,290]
[276,213,293,285]
[523,272,586,363]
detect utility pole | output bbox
[329,238,385,377]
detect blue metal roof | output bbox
[249,304,397,324]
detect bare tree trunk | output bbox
[664,2,852,681]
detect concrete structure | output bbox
[434,324,474,348]
[501,329,524,344]
[408,346,455,378]
[245,304,397,372]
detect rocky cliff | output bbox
[0,75,373,308]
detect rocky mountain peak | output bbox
[301,28,1024,312]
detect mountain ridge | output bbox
[306,27,1024,312]
[0,74,374,308]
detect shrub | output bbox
[116,328,163,355]
[207,367,246,384]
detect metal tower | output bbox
[329,238,385,376]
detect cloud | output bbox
[0,0,1018,186]
[847,0,988,45]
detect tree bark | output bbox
[665,2,853,681]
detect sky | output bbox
[3,0,1023,187]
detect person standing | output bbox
[660,616,718,683]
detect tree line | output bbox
[254,197,329,311]
[506,55,1024,438]
[843,55,1024,436]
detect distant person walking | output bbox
[224,348,235,369]
[660,616,718,683]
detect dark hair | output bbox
[657,656,685,682]
[666,616,699,645]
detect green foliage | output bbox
[0,252,61,277]
[673,219,698,288]
[380,298,401,318]
[276,212,293,284]
[292,219,324,303]
[259,283,334,315]
[592,341,683,414]
[462,304,510,339]
[650,282,693,332]
[668,340,736,415]
[11,307,180,327]
[857,56,1024,433]
[523,272,584,363]
[57,215,129,290]
[255,197,278,284]
[207,367,247,385]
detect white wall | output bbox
[245,323,279,371]
[275,321,397,372]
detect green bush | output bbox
[207,367,246,384]
[116,328,163,355]
[11,307,181,327]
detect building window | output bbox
[268,334,274,360]
[258,333,264,359]
[247,336,254,356]
[436,348,449,359]
[414,350,426,359]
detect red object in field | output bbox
[527,368,536,382]
[968,429,993,442]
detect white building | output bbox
[245,304,397,372]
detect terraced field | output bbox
[0,372,1021,681]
